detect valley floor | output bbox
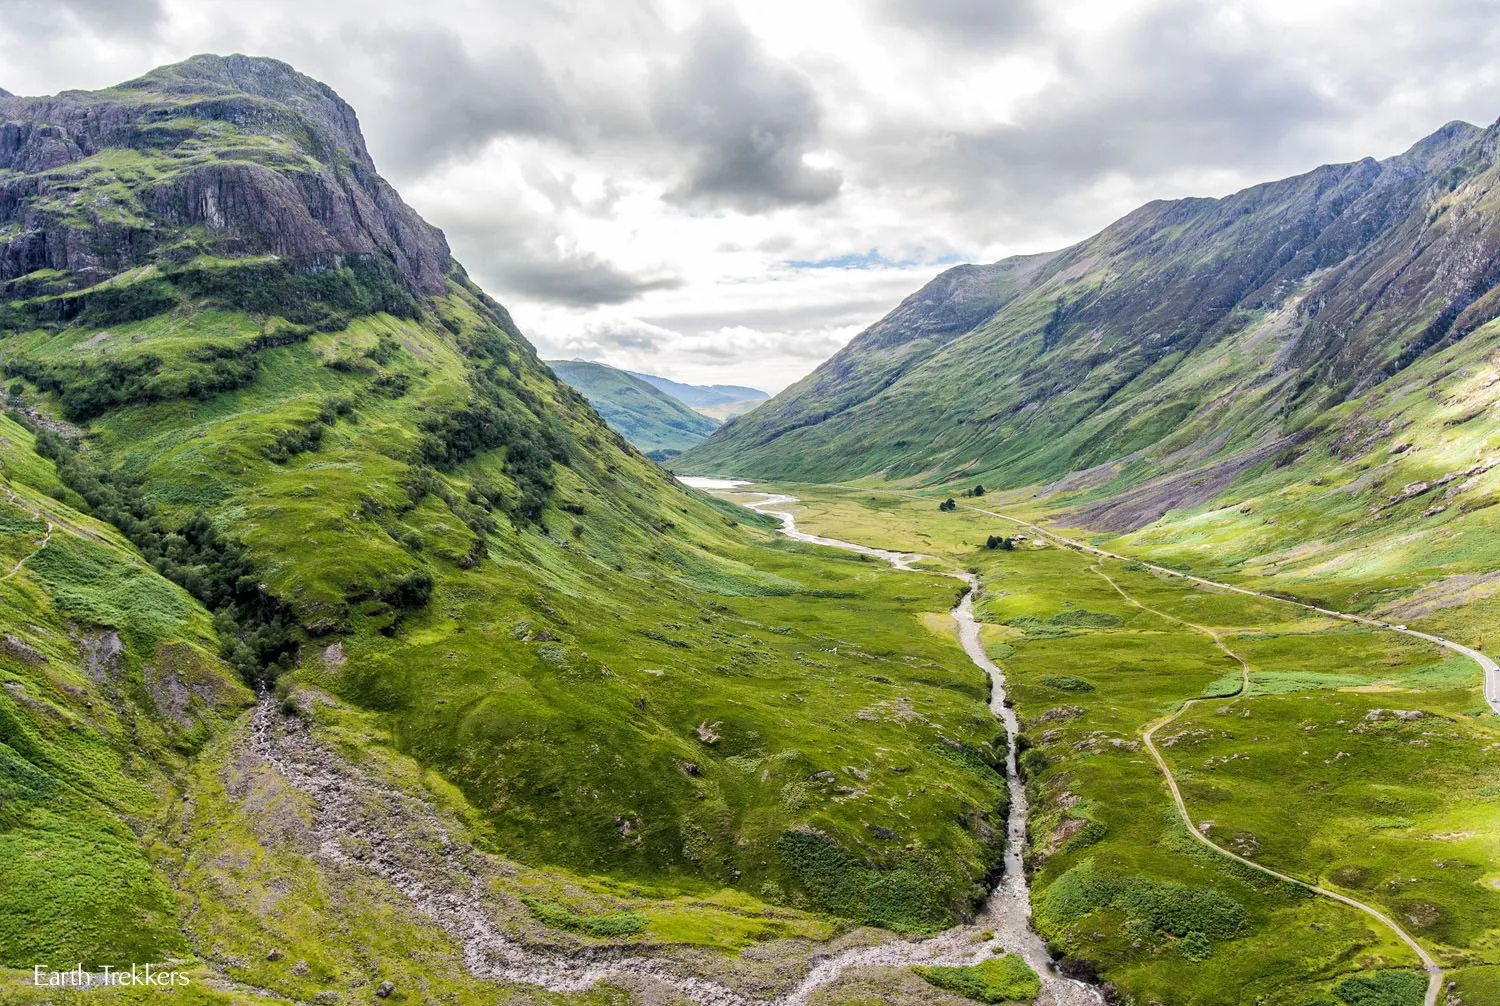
[712,483,1500,1006]
[5,474,1498,1006]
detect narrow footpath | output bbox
[962,502,1500,714]
[0,484,53,583]
[1087,564,1443,1006]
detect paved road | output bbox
[965,503,1500,715]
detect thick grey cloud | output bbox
[653,11,841,212]
[434,199,681,309]
[1,0,163,36]
[848,1,1345,240]
[343,26,576,176]
[875,0,1042,49]
[493,254,682,308]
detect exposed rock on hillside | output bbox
[0,54,448,296]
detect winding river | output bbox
[682,478,1102,1006]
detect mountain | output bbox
[547,358,717,455]
[679,120,1500,593]
[0,56,1014,989]
[627,369,769,420]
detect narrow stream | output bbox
[685,480,1102,1006]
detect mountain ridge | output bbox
[681,116,1500,488]
[547,358,718,453]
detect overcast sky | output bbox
[4,0,1500,391]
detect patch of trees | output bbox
[967,484,985,497]
[172,254,422,331]
[986,535,1016,550]
[262,397,354,463]
[25,421,299,684]
[417,326,571,526]
[0,279,180,332]
[4,329,311,422]
[939,498,957,512]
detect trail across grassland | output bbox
[960,502,1499,715]
[0,484,53,583]
[1086,564,1443,1006]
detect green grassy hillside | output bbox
[749,485,1500,1006]
[548,359,718,455]
[0,55,1018,998]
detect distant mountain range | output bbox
[547,359,717,455]
[625,370,768,420]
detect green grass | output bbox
[743,485,1500,1005]
[912,953,1041,1003]
[0,289,1016,982]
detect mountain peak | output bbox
[0,56,449,297]
[122,53,341,116]
[0,87,12,98]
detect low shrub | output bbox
[520,897,647,938]
[912,954,1040,1004]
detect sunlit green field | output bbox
[749,483,1500,1006]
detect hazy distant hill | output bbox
[627,370,768,420]
[548,359,718,453]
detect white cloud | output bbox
[2,0,1498,391]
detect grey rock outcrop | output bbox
[0,54,449,297]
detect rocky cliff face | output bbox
[0,55,449,297]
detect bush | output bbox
[520,897,647,938]
[385,570,433,610]
[1331,970,1427,1006]
[912,954,1040,1004]
[940,498,957,512]
[774,830,955,932]
[1036,862,1246,944]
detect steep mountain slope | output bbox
[628,370,769,420]
[0,410,249,969]
[680,119,1500,607]
[0,55,1015,991]
[685,120,1499,486]
[548,358,717,454]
